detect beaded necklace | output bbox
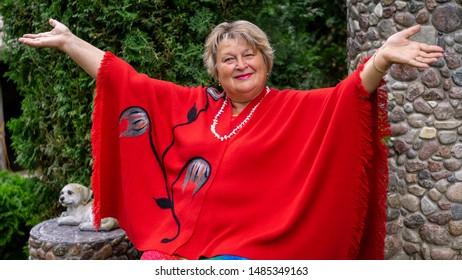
[210,86,270,141]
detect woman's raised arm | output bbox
[360,25,444,93]
[19,19,105,79]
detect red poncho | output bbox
[91,52,389,260]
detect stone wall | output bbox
[347,0,462,259]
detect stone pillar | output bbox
[347,0,462,260]
[28,219,142,260]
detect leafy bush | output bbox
[0,0,346,190]
[0,171,57,259]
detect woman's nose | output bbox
[235,58,246,70]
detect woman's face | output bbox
[216,38,268,103]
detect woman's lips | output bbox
[235,73,253,80]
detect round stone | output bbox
[438,131,458,144]
[423,88,446,101]
[403,242,420,255]
[419,224,451,245]
[393,139,411,154]
[405,160,428,172]
[451,144,462,158]
[432,3,462,33]
[419,179,435,189]
[408,1,424,13]
[438,146,452,159]
[450,87,462,99]
[418,140,439,160]
[388,192,402,208]
[443,158,462,171]
[401,194,420,212]
[394,12,415,27]
[402,228,422,243]
[391,123,409,136]
[426,0,438,11]
[384,235,403,259]
[419,127,437,139]
[404,213,426,229]
[374,3,383,17]
[434,120,462,129]
[434,102,454,120]
[416,9,430,24]
[387,221,401,234]
[422,68,441,88]
[390,107,407,122]
[390,64,419,82]
[436,179,450,193]
[408,114,426,128]
[428,188,442,201]
[420,243,431,260]
[445,48,461,69]
[448,220,462,236]
[428,161,443,172]
[414,99,433,114]
[430,247,456,260]
[428,211,452,225]
[452,204,462,220]
[421,196,438,215]
[53,244,69,256]
[455,30,462,43]
[406,149,418,159]
[455,170,462,181]
[446,183,462,203]
[453,68,462,86]
[408,184,426,197]
[453,236,462,250]
[406,83,425,101]
[405,174,418,184]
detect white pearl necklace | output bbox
[210,86,270,141]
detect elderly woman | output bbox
[19,19,443,260]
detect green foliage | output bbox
[0,0,346,190]
[0,171,57,259]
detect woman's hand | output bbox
[374,25,444,72]
[19,19,105,79]
[19,19,72,51]
[361,25,444,93]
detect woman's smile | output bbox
[235,73,253,80]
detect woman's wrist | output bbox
[60,32,77,53]
[372,48,391,74]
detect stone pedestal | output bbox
[28,218,141,260]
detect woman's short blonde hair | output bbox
[203,20,274,78]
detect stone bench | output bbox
[28,218,141,260]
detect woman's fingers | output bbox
[18,19,70,49]
[49,18,57,27]
[412,43,444,62]
[400,24,421,39]
[419,43,444,55]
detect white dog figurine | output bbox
[57,183,119,231]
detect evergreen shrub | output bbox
[0,171,56,259]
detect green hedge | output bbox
[0,0,346,190]
[0,171,56,259]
